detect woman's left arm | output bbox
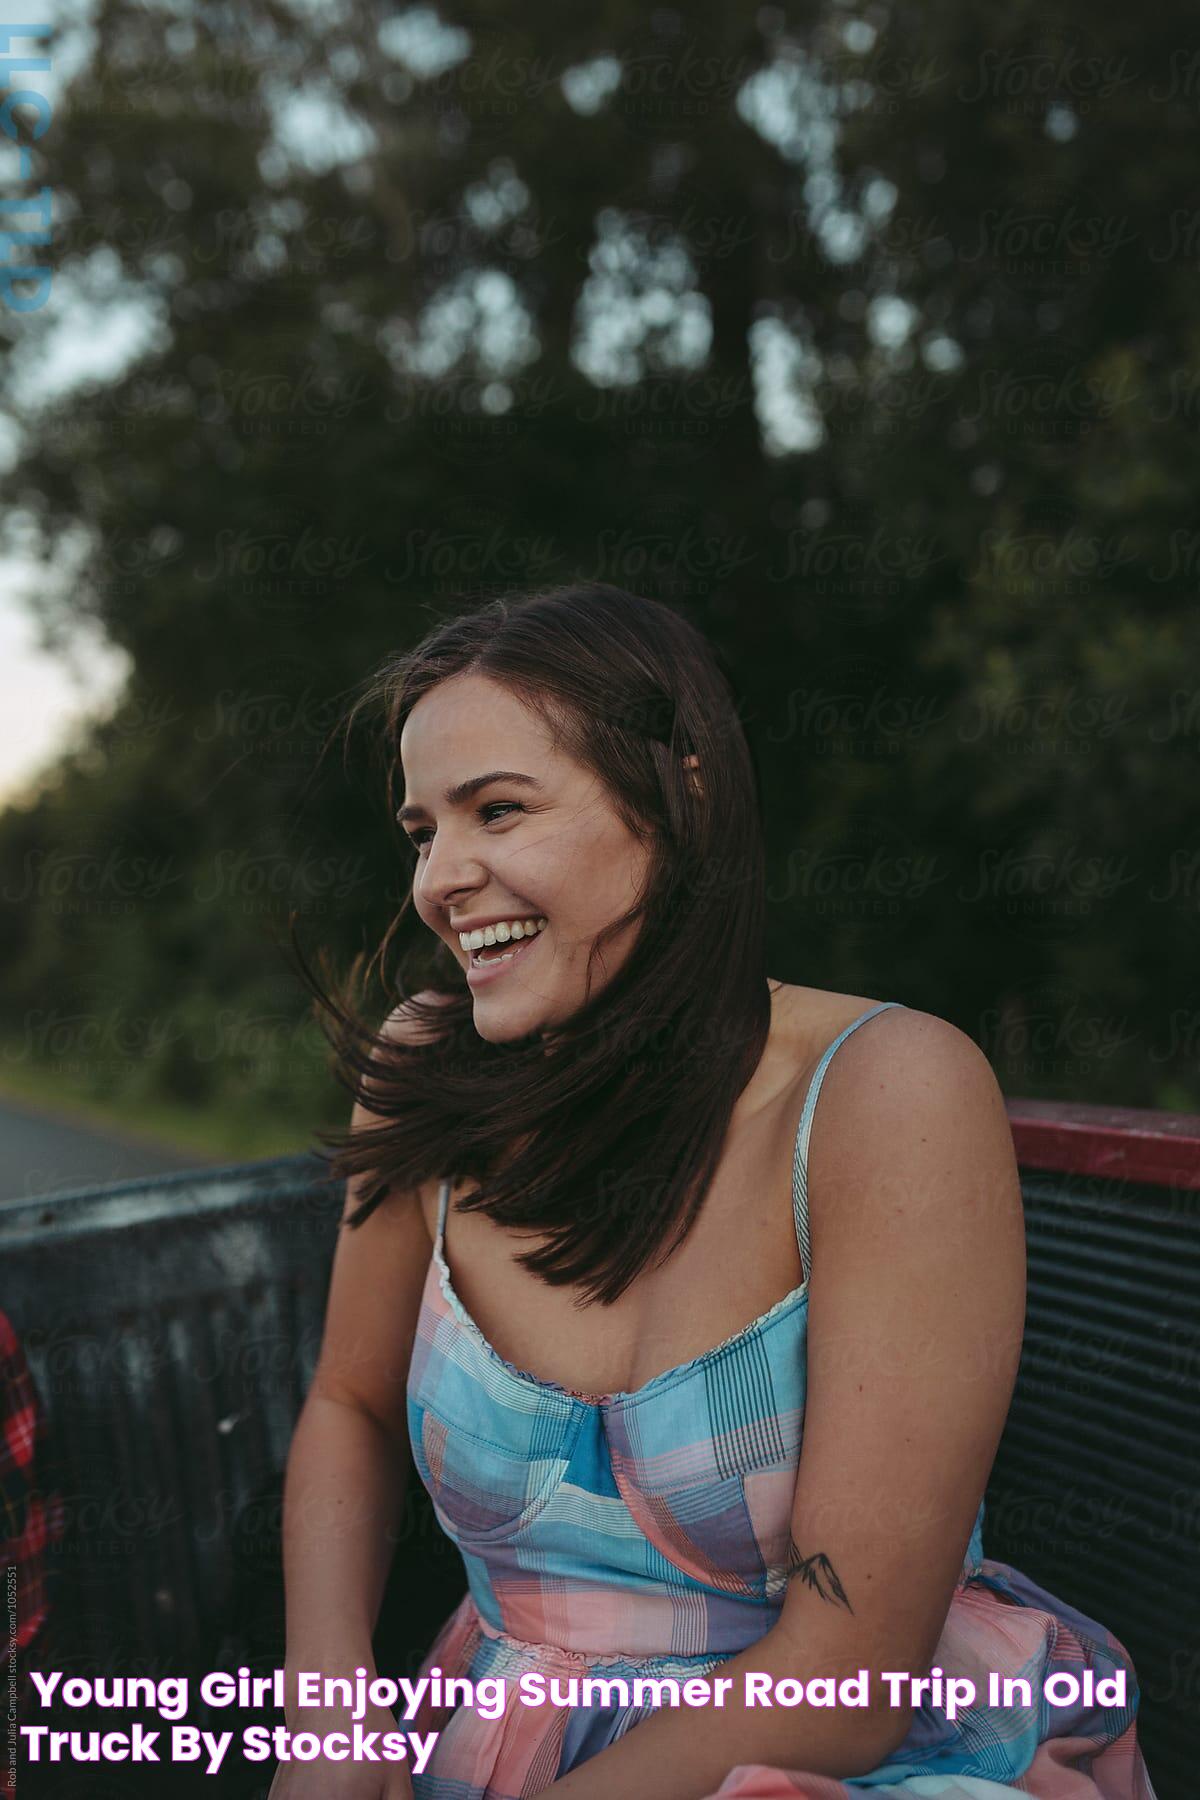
[531,1011,1027,1800]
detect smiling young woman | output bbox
[278,583,1159,1800]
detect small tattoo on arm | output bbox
[784,1537,854,1612]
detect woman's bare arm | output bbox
[529,1009,1026,1798]
[281,993,447,1710]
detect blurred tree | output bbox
[1,0,1197,1122]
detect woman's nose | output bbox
[416,829,483,911]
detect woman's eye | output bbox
[405,801,525,853]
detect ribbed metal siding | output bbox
[0,1154,344,1688]
[0,1149,467,1789]
[983,1170,1200,1800]
[2,1154,1193,1795]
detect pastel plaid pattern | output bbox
[403,1004,1157,1800]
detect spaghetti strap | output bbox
[437,1008,902,1286]
[791,1000,905,1284]
[405,986,1155,1800]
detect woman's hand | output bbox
[265,1700,417,1800]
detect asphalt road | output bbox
[0,1093,220,1205]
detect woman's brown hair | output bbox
[290,580,771,1307]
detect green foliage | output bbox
[2,0,1197,1128]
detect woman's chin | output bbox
[470,992,550,1043]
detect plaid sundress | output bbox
[403,1001,1158,1799]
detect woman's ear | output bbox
[682,752,704,798]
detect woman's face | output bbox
[399,672,654,1042]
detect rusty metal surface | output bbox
[1007,1095,1200,1189]
[1,1151,1193,1797]
[1,1155,345,1682]
[980,1169,1198,1800]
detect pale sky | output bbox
[0,558,129,808]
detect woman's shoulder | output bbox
[773,984,1015,1197]
[769,984,1021,1263]
[766,982,995,1118]
[768,979,887,1052]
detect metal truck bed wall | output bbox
[2,1107,1196,1798]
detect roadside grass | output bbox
[0,1038,337,1164]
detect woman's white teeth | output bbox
[458,916,547,953]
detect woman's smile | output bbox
[461,917,549,988]
[400,671,653,1041]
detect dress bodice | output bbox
[405,1000,986,1662]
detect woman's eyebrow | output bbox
[396,770,542,825]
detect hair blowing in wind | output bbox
[289,581,770,1307]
